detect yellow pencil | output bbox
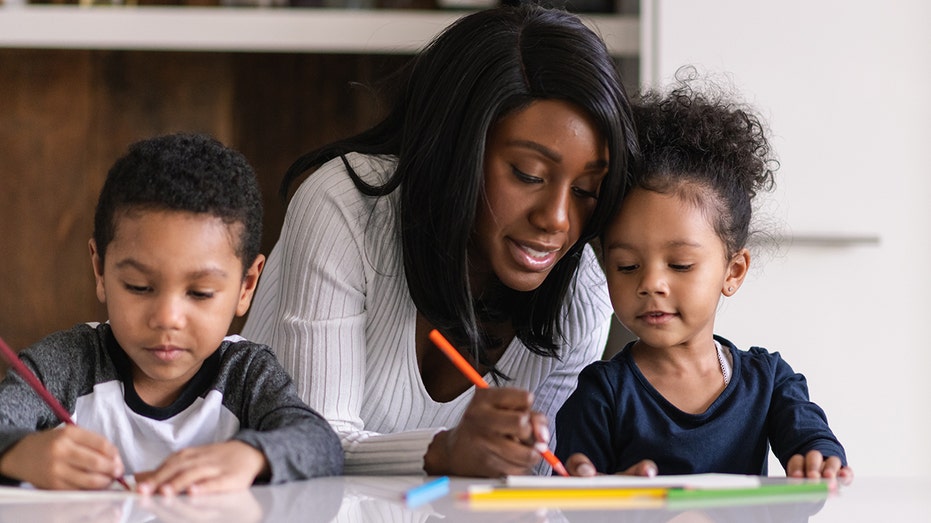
[465,485,667,510]
[468,486,668,500]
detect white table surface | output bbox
[0,475,928,522]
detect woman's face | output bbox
[472,99,608,293]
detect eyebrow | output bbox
[606,240,703,251]
[508,140,607,170]
[113,258,229,279]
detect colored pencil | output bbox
[466,479,828,510]
[665,480,829,509]
[0,336,131,491]
[428,329,571,477]
[404,476,450,507]
[465,484,667,510]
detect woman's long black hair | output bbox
[281,4,637,371]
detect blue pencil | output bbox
[404,476,450,507]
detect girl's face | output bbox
[603,187,749,352]
[472,99,608,293]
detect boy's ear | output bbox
[88,239,107,304]
[722,248,751,297]
[236,254,266,317]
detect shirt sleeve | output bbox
[0,329,96,484]
[228,346,344,483]
[0,356,54,468]
[530,247,612,475]
[242,156,440,475]
[763,348,848,469]
[554,360,618,474]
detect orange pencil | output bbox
[428,329,570,477]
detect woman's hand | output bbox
[565,453,657,477]
[786,450,854,484]
[0,425,124,490]
[424,387,545,477]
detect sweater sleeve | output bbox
[242,155,439,475]
[763,348,847,469]
[0,355,55,483]
[0,326,102,483]
[228,345,344,482]
[554,360,618,474]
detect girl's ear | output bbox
[722,248,751,297]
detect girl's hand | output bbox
[565,453,657,477]
[786,450,854,484]
[565,453,598,477]
[0,425,123,490]
[424,387,543,477]
[136,441,268,496]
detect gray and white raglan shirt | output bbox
[0,323,343,485]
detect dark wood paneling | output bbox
[1,49,96,366]
[229,53,408,333]
[0,49,409,370]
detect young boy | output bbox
[0,133,343,494]
[555,76,853,482]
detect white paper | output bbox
[504,473,762,490]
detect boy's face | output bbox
[90,210,264,406]
[603,187,748,352]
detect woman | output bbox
[243,4,638,477]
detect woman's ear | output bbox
[722,248,751,297]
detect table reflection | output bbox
[2,476,927,523]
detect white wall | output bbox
[641,0,931,477]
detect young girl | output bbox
[555,76,853,482]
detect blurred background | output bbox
[1,0,928,478]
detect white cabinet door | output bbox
[641,0,931,477]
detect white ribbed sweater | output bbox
[243,153,612,475]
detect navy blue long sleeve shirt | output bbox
[555,335,846,475]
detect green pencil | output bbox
[666,481,829,509]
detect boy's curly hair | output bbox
[631,67,779,256]
[93,133,263,275]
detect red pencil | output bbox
[0,336,132,491]
[428,329,571,477]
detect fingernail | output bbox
[646,464,657,477]
[138,483,152,496]
[578,463,596,476]
[538,425,550,443]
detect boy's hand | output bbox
[787,449,854,484]
[136,441,268,496]
[0,425,123,490]
[565,453,657,477]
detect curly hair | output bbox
[630,69,778,256]
[93,133,263,275]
